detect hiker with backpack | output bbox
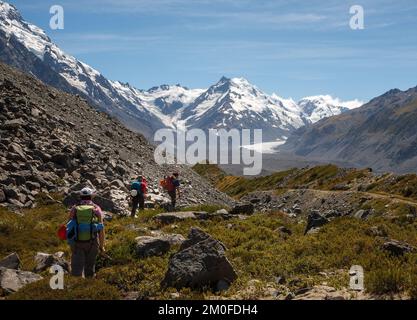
[160,172,181,211]
[130,175,147,217]
[67,187,105,278]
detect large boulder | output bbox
[0,253,21,270]
[304,210,329,235]
[382,240,416,256]
[162,228,237,290]
[34,252,70,273]
[134,236,171,258]
[0,267,43,294]
[230,203,254,215]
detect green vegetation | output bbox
[0,199,69,271]
[2,199,417,299]
[366,174,417,201]
[9,276,121,300]
[193,164,374,198]
[3,165,417,300]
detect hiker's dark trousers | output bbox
[168,191,176,210]
[131,194,145,217]
[71,238,99,278]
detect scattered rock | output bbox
[304,210,329,235]
[0,63,235,214]
[153,211,199,224]
[149,231,186,246]
[34,252,70,273]
[275,275,286,284]
[162,228,237,290]
[214,208,229,216]
[0,267,43,294]
[276,226,292,236]
[382,239,416,256]
[122,291,141,300]
[0,189,6,203]
[134,236,171,258]
[366,226,387,237]
[230,203,254,215]
[4,118,26,130]
[292,285,353,300]
[285,292,295,300]
[354,209,371,220]
[292,204,302,215]
[103,211,113,222]
[7,198,25,208]
[0,253,21,270]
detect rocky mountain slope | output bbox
[281,86,417,173]
[0,61,234,212]
[0,1,362,145]
[0,1,166,139]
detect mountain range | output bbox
[0,1,362,144]
[281,86,417,173]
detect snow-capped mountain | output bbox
[144,84,205,116]
[298,95,363,124]
[0,1,363,147]
[180,77,305,141]
[0,1,166,138]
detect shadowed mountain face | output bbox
[281,86,417,174]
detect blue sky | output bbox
[7,0,417,102]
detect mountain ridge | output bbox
[281,84,417,173]
[0,0,362,144]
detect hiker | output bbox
[68,187,105,278]
[130,175,147,217]
[161,172,181,210]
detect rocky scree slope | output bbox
[0,62,234,212]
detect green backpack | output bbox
[75,205,98,241]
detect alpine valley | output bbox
[2,0,417,302]
[0,1,362,145]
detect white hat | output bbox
[80,187,95,196]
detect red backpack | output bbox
[164,176,175,192]
[141,179,148,194]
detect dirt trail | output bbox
[287,188,417,207]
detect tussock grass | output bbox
[2,182,417,299]
[8,276,121,300]
[193,164,373,198]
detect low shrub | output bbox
[8,276,121,300]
